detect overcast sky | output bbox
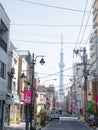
[0,0,92,93]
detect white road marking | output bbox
[60,117,78,121]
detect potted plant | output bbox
[39,109,47,127]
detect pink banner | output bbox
[24,90,31,104]
[96,96,98,106]
[46,101,50,107]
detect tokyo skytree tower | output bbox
[59,34,65,103]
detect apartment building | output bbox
[17,50,31,122]
[89,0,98,116]
[71,63,84,114]
[0,3,10,129]
[90,0,98,75]
[46,85,55,111]
[72,58,90,115]
[37,85,46,113]
[7,42,19,124]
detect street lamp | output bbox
[20,53,45,130]
[30,53,45,130]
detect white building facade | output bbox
[0,3,10,129]
[7,42,19,124]
[90,0,98,75]
[37,86,46,113]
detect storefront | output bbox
[10,94,20,124]
[5,93,13,126]
[0,91,6,129]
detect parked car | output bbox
[50,110,59,121]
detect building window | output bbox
[0,37,7,52]
[0,19,8,35]
[0,60,6,78]
[12,81,16,93]
[40,93,44,101]
[8,74,12,91]
[0,19,8,32]
[21,82,25,92]
[14,58,17,65]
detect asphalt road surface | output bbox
[42,120,92,130]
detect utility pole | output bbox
[82,47,88,121]
[30,53,35,130]
[73,47,88,121]
[20,53,45,130]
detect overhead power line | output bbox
[10,39,90,44]
[10,23,92,27]
[18,0,91,13]
[39,65,78,79]
[77,2,92,48]
[55,75,83,89]
[84,26,93,45]
[75,0,89,48]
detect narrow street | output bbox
[5,118,95,130]
[42,120,93,130]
